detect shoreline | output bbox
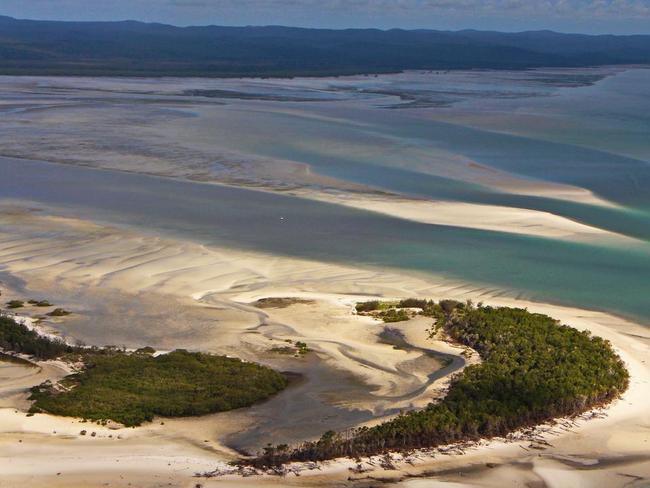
[1,275,649,487]
[2,286,645,485]
[225,300,646,481]
[0,203,649,486]
[0,62,650,82]
[0,63,644,82]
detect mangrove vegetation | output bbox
[248,300,629,466]
[29,350,289,427]
[0,314,73,359]
[0,315,289,426]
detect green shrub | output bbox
[397,298,430,309]
[29,350,288,426]
[380,309,410,323]
[0,315,72,359]
[271,340,310,356]
[47,308,70,317]
[355,301,381,312]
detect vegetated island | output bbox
[246,300,629,467]
[0,314,288,427]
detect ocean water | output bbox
[169,69,650,235]
[1,67,649,324]
[2,156,649,325]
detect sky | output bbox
[1,0,650,34]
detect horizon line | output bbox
[2,14,650,37]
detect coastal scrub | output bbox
[248,301,629,466]
[29,349,289,426]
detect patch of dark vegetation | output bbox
[270,340,311,357]
[380,309,411,323]
[396,298,430,309]
[269,346,296,355]
[28,300,52,307]
[356,298,448,323]
[0,315,288,426]
[46,308,71,317]
[245,300,629,467]
[253,297,315,309]
[2,18,650,78]
[6,300,24,309]
[355,300,383,312]
[295,341,310,355]
[0,315,73,360]
[29,349,289,427]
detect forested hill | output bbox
[1,16,650,77]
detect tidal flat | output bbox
[0,67,649,487]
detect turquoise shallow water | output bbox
[2,157,650,325]
[236,104,650,210]
[183,70,650,241]
[253,144,650,241]
[1,68,649,325]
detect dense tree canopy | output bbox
[29,350,289,426]
[2,17,650,77]
[0,315,72,359]
[0,315,288,427]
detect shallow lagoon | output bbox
[1,68,649,324]
[2,156,649,324]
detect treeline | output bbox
[2,17,650,77]
[355,298,457,324]
[247,301,629,467]
[0,315,73,359]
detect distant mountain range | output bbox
[1,16,649,77]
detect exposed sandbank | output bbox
[288,189,624,241]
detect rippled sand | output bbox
[0,205,648,487]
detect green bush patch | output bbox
[270,340,311,357]
[379,309,411,323]
[47,308,71,317]
[356,299,430,323]
[0,315,72,360]
[0,315,288,426]
[28,350,289,427]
